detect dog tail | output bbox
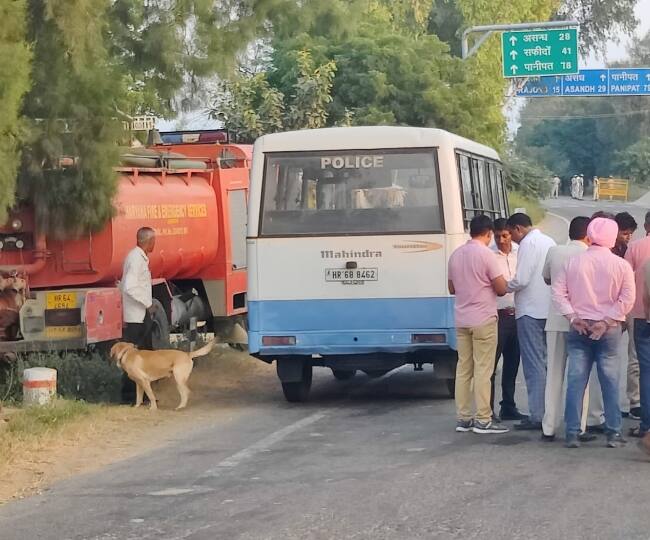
[189,338,218,359]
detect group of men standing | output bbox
[448,210,650,453]
[570,175,585,200]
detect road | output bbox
[2,197,650,540]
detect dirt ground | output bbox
[0,346,277,505]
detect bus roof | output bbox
[254,126,500,161]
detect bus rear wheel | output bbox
[332,369,356,381]
[281,364,313,402]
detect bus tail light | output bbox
[411,333,446,344]
[262,336,296,346]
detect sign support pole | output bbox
[462,20,579,60]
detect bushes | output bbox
[508,192,545,225]
[0,350,123,404]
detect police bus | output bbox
[247,126,508,402]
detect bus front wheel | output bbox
[281,363,313,402]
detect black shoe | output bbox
[630,407,642,421]
[587,423,606,434]
[499,408,529,421]
[578,432,597,442]
[565,434,580,449]
[541,433,555,442]
[606,432,627,448]
[514,419,542,431]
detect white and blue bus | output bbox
[247,127,508,401]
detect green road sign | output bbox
[502,28,578,78]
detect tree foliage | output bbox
[4,0,361,238]
[516,29,650,182]
[0,0,31,224]
[213,50,336,142]
[616,138,650,186]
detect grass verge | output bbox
[508,191,545,224]
[0,400,94,462]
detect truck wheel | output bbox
[363,369,389,379]
[151,299,171,349]
[332,369,356,381]
[281,364,313,402]
[446,378,456,398]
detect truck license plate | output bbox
[325,268,378,283]
[46,292,77,309]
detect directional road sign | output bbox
[502,28,579,78]
[515,68,650,97]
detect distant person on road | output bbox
[541,216,598,442]
[506,213,556,431]
[593,176,600,201]
[570,176,577,199]
[121,227,157,350]
[577,175,585,200]
[448,215,509,435]
[624,212,650,436]
[552,217,635,448]
[491,219,526,421]
[551,176,561,199]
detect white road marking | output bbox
[202,410,327,477]
[148,488,194,496]
[546,211,571,228]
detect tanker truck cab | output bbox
[247,127,507,402]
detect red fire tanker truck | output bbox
[0,130,250,353]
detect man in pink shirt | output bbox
[552,217,635,448]
[448,215,508,435]
[625,211,650,438]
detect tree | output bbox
[515,29,650,181]
[616,138,650,186]
[213,50,335,142]
[0,0,31,224]
[8,0,360,238]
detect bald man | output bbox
[121,227,157,349]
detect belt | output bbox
[498,308,516,317]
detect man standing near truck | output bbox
[120,227,157,403]
[121,227,157,349]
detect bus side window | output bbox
[456,154,474,228]
[497,167,508,216]
[488,162,500,217]
[477,158,492,217]
[469,158,482,213]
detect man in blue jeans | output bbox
[551,217,635,448]
[507,213,556,430]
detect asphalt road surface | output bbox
[2,197,650,540]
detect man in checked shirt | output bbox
[490,218,527,421]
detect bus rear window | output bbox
[260,149,443,236]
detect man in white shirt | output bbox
[491,218,526,420]
[507,213,556,430]
[541,216,601,441]
[121,227,156,349]
[551,176,561,199]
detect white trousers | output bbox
[542,331,604,436]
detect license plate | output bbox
[325,268,378,283]
[46,292,77,309]
[45,326,82,339]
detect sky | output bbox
[585,0,650,67]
